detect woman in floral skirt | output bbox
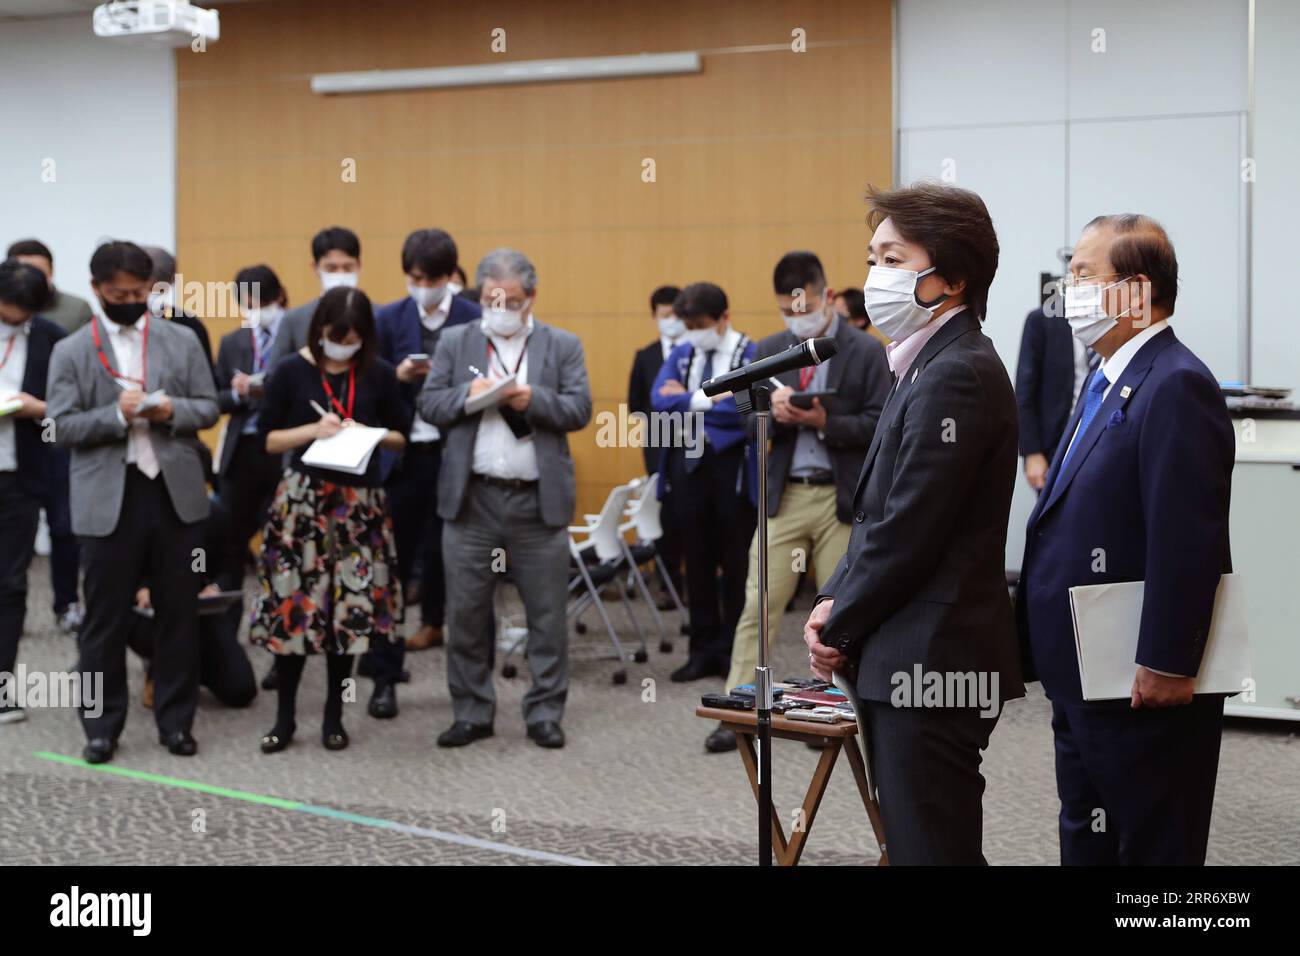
[249,287,411,752]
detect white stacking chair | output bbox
[621,474,688,641]
[565,483,649,684]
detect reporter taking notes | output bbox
[1016,215,1235,866]
[803,182,1023,865]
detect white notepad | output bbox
[465,374,516,415]
[300,425,388,476]
[1069,573,1252,700]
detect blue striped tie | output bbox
[1059,367,1109,474]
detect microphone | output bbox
[702,336,838,397]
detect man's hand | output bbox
[139,395,173,423]
[232,371,252,398]
[467,377,496,399]
[199,583,220,598]
[784,397,828,430]
[770,385,797,423]
[803,599,845,680]
[315,412,344,439]
[1024,452,1049,491]
[658,378,686,397]
[502,383,532,412]
[118,388,146,420]
[135,587,152,610]
[1130,665,1195,708]
[5,391,45,420]
[397,356,432,384]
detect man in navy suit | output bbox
[652,282,756,682]
[1017,214,1235,865]
[0,260,66,722]
[363,228,478,718]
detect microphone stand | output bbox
[735,381,774,866]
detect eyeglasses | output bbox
[1058,272,1127,292]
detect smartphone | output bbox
[701,693,754,711]
[407,353,431,364]
[789,389,838,411]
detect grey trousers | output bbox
[443,479,570,725]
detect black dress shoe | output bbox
[260,724,295,754]
[705,723,737,753]
[160,731,198,756]
[670,658,724,683]
[526,720,565,749]
[368,683,398,719]
[322,728,349,751]
[436,721,494,747]
[83,737,116,764]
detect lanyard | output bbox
[0,332,18,373]
[799,365,815,390]
[486,333,530,378]
[91,315,148,388]
[320,367,356,419]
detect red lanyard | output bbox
[0,332,17,373]
[91,315,148,387]
[320,367,356,419]
[799,365,815,390]
[486,334,530,378]
[250,328,267,373]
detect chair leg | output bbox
[652,546,689,632]
[577,561,628,664]
[613,566,648,657]
[623,543,667,652]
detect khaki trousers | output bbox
[723,482,850,693]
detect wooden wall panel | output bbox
[179,0,893,517]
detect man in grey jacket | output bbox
[418,248,591,750]
[46,241,219,765]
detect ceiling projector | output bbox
[92,1,220,47]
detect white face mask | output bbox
[657,315,686,340]
[320,271,359,293]
[408,283,448,311]
[862,266,946,343]
[483,306,527,337]
[1063,279,1129,347]
[319,338,361,362]
[683,324,724,352]
[243,303,284,329]
[783,307,830,341]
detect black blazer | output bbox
[213,325,264,478]
[12,316,66,495]
[1014,306,1077,458]
[818,310,1025,704]
[747,319,890,522]
[628,339,667,474]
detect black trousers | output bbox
[217,433,284,591]
[77,468,205,741]
[865,700,999,865]
[0,472,42,684]
[1052,695,1224,865]
[654,478,685,595]
[127,600,256,708]
[38,445,80,614]
[666,443,755,667]
[365,441,446,686]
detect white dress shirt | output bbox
[409,292,454,444]
[471,314,538,480]
[105,315,161,479]
[0,321,30,473]
[660,334,682,361]
[885,304,966,385]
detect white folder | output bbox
[1069,573,1252,700]
[300,425,388,476]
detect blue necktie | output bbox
[1059,367,1109,474]
[684,350,715,474]
[256,325,273,372]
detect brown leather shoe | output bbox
[142,675,155,709]
[405,624,443,650]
